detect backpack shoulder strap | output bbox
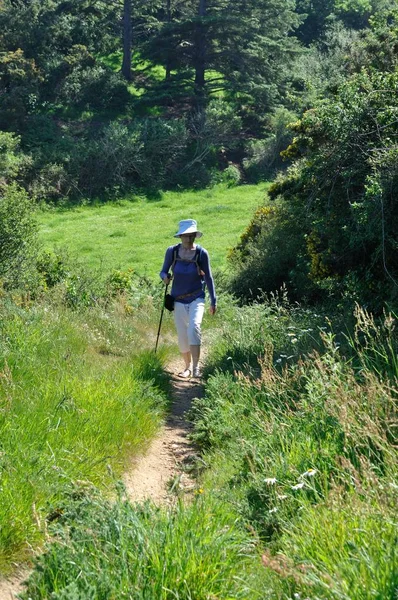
[171,244,180,272]
[194,245,205,277]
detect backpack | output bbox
[171,243,205,277]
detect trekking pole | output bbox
[155,282,169,354]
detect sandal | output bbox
[178,368,191,379]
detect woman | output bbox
[160,219,216,378]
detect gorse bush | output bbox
[228,200,310,302]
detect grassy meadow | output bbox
[38,183,269,275]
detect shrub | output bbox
[243,107,297,182]
[0,131,25,184]
[36,250,69,288]
[78,120,188,195]
[57,64,130,111]
[228,200,310,302]
[0,184,38,288]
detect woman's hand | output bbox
[163,275,171,285]
[209,305,216,315]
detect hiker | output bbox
[160,219,216,379]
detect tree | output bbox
[122,0,132,80]
[142,0,301,117]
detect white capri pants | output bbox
[174,297,205,353]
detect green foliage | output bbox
[243,107,297,182]
[36,250,68,288]
[228,200,309,302]
[189,303,398,597]
[0,298,167,568]
[0,131,29,184]
[20,491,267,599]
[77,119,188,195]
[0,49,43,129]
[57,64,131,111]
[236,54,398,307]
[0,184,38,287]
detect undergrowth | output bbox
[189,301,398,599]
[4,288,397,599]
[20,486,268,600]
[0,293,171,571]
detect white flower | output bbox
[291,482,305,490]
[264,477,277,485]
[302,468,317,478]
[276,359,282,364]
[277,494,288,501]
[269,507,278,514]
[291,338,298,344]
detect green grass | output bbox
[38,183,269,276]
[0,298,170,571]
[21,492,269,599]
[188,302,398,599]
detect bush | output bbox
[0,184,38,288]
[243,108,297,182]
[57,64,130,111]
[0,131,24,184]
[228,200,310,302]
[77,120,188,195]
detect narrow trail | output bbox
[123,359,203,504]
[0,360,203,599]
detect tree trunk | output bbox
[122,0,132,81]
[194,0,206,104]
[165,0,172,81]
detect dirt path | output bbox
[123,360,203,503]
[0,361,202,599]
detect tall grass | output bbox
[21,489,269,600]
[189,303,398,598]
[0,296,170,571]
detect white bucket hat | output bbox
[174,219,203,238]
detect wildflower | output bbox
[196,488,204,494]
[264,477,277,485]
[302,468,317,478]
[277,494,288,500]
[269,507,278,514]
[291,482,305,490]
[291,338,298,344]
[276,359,282,364]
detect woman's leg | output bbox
[187,298,205,376]
[174,302,191,375]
